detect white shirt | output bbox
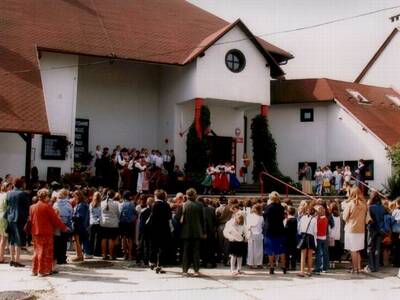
[247,213,264,238]
[298,215,317,237]
[155,156,164,168]
[331,215,341,240]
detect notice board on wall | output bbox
[74,118,89,163]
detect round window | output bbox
[225,49,246,73]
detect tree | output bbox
[386,142,400,198]
[185,105,211,185]
[251,114,279,181]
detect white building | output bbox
[269,78,400,189]
[0,0,292,183]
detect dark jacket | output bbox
[368,203,385,232]
[203,206,217,236]
[263,203,285,238]
[178,200,204,239]
[150,199,172,241]
[5,188,29,224]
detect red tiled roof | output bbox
[271,78,400,146]
[0,0,292,134]
[355,27,400,83]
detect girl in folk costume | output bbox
[226,162,241,192]
[247,204,264,268]
[213,163,230,194]
[201,164,215,194]
[241,153,250,184]
[120,152,132,191]
[135,159,147,194]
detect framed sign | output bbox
[74,118,89,163]
[41,135,67,160]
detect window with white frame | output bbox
[346,89,370,104]
[386,95,400,107]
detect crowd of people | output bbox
[93,145,183,193]
[299,159,367,196]
[0,174,399,278]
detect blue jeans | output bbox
[315,239,329,272]
[367,229,382,272]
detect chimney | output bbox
[389,13,400,23]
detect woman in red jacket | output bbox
[28,189,68,276]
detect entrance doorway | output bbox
[207,136,236,165]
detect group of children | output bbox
[314,165,352,196]
[201,162,241,195]
[219,196,344,276]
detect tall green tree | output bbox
[185,105,211,184]
[386,142,400,198]
[251,114,279,181]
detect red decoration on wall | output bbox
[195,98,204,139]
[260,105,269,116]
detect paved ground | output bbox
[0,254,399,300]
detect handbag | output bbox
[297,216,314,249]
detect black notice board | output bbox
[41,135,67,160]
[74,118,89,163]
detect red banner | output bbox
[195,98,204,139]
[260,105,269,116]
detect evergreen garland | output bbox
[251,114,279,181]
[185,105,211,185]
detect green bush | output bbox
[384,175,400,199]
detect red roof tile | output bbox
[271,78,400,146]
[0,0,292,134]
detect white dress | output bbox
[246,213,264,266]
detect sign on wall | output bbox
[41,135,67,160]
[74,118,89,163]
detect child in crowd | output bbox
[223,212,248,276]
[297,205,317,277]
[314,167,323,196]
[285,206,298,270]
[119,191,136,260]
[314,205,329,274]
[246,204,264,268]
[328,202,342,268]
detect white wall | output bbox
[76,57,160,153]
[33,52,79,179]
[360,32,400,90]
[269,103,329,181]
[196,26,271,104]
[268,102,392,188]
[159,63,197,154]
[326,104,391,188]
[0,133,25,179]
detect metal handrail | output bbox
[350,176,386,198]
[259,171,318,201]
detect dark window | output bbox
[41,135,67,160]
[298,162,317,180]
[300,108,314,122]
[225,49,246,73]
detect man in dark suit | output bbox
[200,198,217,268]
[176,188,204,276]
[149,189,172,274]
[5,178,29,267]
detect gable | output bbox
[196,25,272,104]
